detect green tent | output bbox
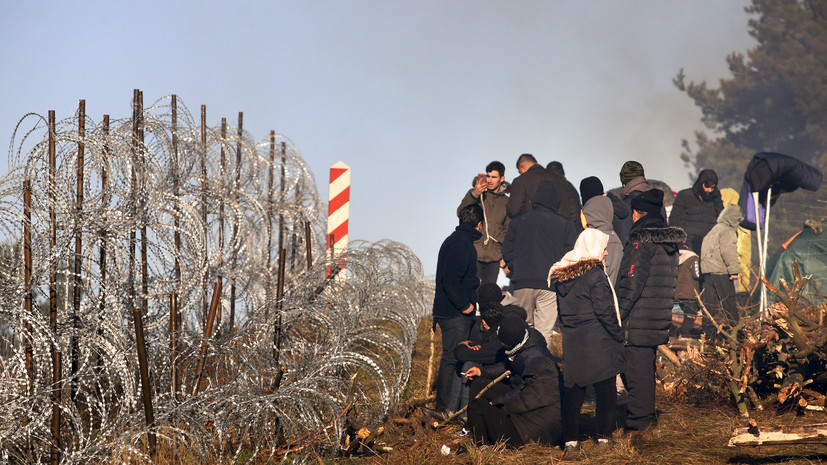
[765,227,827,305]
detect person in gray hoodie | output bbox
[700,205,744,324]
[582,195,623,285]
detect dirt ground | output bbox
[345,318,827,465]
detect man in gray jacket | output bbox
[700,205,744,324]
[458,161,510,284]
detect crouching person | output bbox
[463,313,562,447]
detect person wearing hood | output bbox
[581,194,624,284]
[548,228,624,451]
[501,181,580,344]
[580,175,629,246]
[463,313,563,447]
[506,153,580,223]
[457,161,511,284]
[669,169,724,254]
[700,205,745,324]
[431,204,484,417]
[616,189,685,432]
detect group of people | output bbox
[429,154,745,451]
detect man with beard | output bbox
[669,169,724,254]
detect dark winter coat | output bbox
[432,224,482,319]
[549,259,624,388]
[617,214,685,347]
[457,181,511,263]
[507,164,580,223]
[668,169,724,254]
[502,182,580,290]
[480,328,562,445]
[454,326,503,366]
[700,205,744,276]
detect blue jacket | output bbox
[432,224,482,318]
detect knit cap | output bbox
[478,283,504,305]
[619,161,645,185]
[497,313,529,348]
[579,176,604,205]
[631,188,664,214]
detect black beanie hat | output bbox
[497,313,528,348]
[631,188,664,214]
[502,304,528,321]
[579,176,604,205]
[619,161,645,185]
[478,283,504,305]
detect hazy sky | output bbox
[1,1,756,278]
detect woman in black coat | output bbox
[548,228,624,450]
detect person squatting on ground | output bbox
[616,189,684,432]
[668,169,724,255]
[431,203,484,415]
[507,153,581,223]
[501,182,579,344]
[463,313,563,447]
[700,204,745,325]
[548,228,625,451]
[450,302,528,421]
[457,161,511,284]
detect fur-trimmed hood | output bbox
[627,225,686,246]
[548,258,603,283]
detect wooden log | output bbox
[729,423,827,447]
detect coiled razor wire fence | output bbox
[0,92,429,464]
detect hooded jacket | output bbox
[502,182,580,289]
[668,169,724,254]
[550,254,624,388]
[617,214,685,347]
[457,181,511,263]
[506,164,580,223]
[582,195,623,284]
[700,205,744,275]
[432,224,482,319]
[480,328,562,445]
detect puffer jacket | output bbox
[502,182,580,289]
[480,328,562,445]
[700,205,744,275]
[457,182,511,263]
[550,259,624,388]
[617,214,685,347]
[668,169,724,254]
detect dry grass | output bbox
[349,317,827,465]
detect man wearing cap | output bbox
[669,169,724,254]
[616,189,685,432]
[617,161,657,245]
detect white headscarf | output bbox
[548,228,609,279]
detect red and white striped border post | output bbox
[326,161,350,277]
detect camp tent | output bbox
[765,226,827,305]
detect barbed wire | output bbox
[0,94,429,463]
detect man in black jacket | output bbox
[432,203,484,415]
[506,153,580,223]
[616,189,685,432]
[501,182,579,344]
[668,169,724,254]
